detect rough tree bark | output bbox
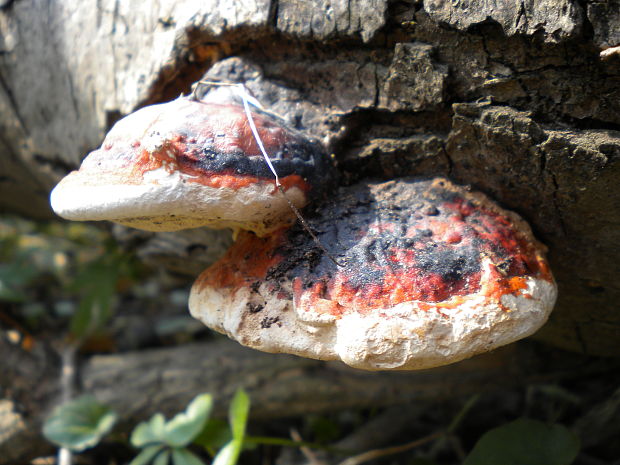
[1,0,619,462]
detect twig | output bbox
[191,79,343,267]
[244,436,348,455]
[58,345,77,465]
[290,428,326,465]
[334,404,425,452]
[336,430,444,465]
[235,83,343,268]
[427,394,479,459]
[447,433,467,461]
[447,394,479,433]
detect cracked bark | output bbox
[0,0,619,461]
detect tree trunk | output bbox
[1,0,619,461]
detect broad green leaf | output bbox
[129,445,165,465]
[154,449,170,465]
[172,448,207,465]
[132,413,167,447]
[164,394,213,447]
[69,256,121,338]
[193,418,231,452]
[463,418,580,465]
[308,416,341,443]
[0,256,40,302]
[229,389,250,441]
[43,395,117,452]
[0,278,25,301]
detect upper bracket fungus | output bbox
[50,95,335,236]
[50,88,556,371]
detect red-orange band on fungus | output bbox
[195,179,553,319]
[295,197,551,316]
[129,145,310,192]
[194,230,288,290]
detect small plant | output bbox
[0,216,138,343]
[43,395,118,452]
[129,392,213,465]
[130,388,251,465]
[202,389,250,465]
[67,243,131,341]
[43,389,581,465]
[43,389,251,465]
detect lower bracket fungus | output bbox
[189,178,557,370]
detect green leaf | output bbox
[193,418,231,452]
[69,255,121,338]
[132,413,167,447]
[463,418,580,465]
[129,445,165,465]
[212,441,238,465]
[0,254,40,302]
[131,394,213,450]
[154,449,171,465]
[307,416,341,443]
[207,388,251,465]
[229,389,250,441]
[43,395,117,452]
[171,448,207,465]
[204,390,250,465]
[163,394,213,447]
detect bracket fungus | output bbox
[189,178,557,370]
[50,96,334,236]
[50,92,556,371]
